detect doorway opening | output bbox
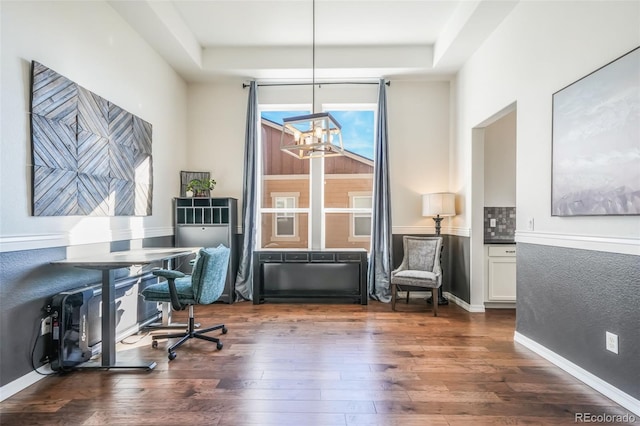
[470,102,517,310]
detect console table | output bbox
[253,249,368,305]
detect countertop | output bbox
[484,240,515,245]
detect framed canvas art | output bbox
[551,47,639,216]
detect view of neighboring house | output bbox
[260,118,373,251]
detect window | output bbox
[324,107,375,250]
[352,194,372,237]
[274,195,296,238]
[259,104,375,251]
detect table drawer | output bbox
[488,246,516,257]
[337,252,363,262]
[285,252,309,262]
[311,252,335,262]
[259,252,283,262]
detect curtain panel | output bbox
[234,81,258,300]
[367,79,392,302]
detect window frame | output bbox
[271,193,300,241]
[351,194,373,238]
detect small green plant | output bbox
[186,178,216,196]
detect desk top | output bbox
[52,247,199,269]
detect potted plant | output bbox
[186,178,216,197]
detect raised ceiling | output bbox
[109,0,518,83]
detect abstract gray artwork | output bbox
[31,61,152,216]
[552,47,639,216]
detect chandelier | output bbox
[280,0,344,159]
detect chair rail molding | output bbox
[392,226,470,237]
[516,231,640,256]
[0,227,174,253]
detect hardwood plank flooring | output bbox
[0,301,632,425]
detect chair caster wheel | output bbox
[168,351,176,360]
[222,327,228,334]
[152,340,158,349]
[216,342,223,350]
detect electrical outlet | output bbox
[490,218,497,227]
[41,316,52,335]
[527,217,535,231]
[606,331,618,354]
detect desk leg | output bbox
[102,269,116,366]
[75,268,156,371]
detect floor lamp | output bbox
[422,192,456,305]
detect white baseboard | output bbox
[444,292,485,312]
[0,365,52,402]
[514,332,640,416]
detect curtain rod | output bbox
[242,81,390,88]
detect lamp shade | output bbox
[422,193,456,217]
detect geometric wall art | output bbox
[551,46,639,216]
[31,61,153,216]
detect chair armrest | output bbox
[152,269,186,311]
[152,269,185,279]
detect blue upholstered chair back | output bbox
[192,245,230,304]
[141,245,230,308]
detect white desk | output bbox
[52,247,198,370]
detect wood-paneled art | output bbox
[30,61,153,216]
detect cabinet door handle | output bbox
[506,250,516,253]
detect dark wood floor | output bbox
[0,301,630,425]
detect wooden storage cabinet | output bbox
[174,197,237,303]
[486,245,516,302]
[253,249,368,305]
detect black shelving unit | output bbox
[174,197,238,303]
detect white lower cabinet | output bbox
[486,245,516,302]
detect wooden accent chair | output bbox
[390,236,443,316]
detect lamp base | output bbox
[426,287,449,305]
[426,296,449,305]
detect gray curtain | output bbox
[367,79,392,302]
[234,81,258,301]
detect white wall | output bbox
[454,0,640,307]
[484,110,516,207]
[456,0,640,242]
[186,82,250,218]
[0,1,188,251]
[186,80,452,234]
[388,81,452,233]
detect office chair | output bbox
[141,245,230,360]
[390,236,443,316]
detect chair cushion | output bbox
[406,238,437,271]
[391,267,440,289]
[394,270,437,281]
[141,277,196,305]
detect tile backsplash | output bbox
[484,207,516,242]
